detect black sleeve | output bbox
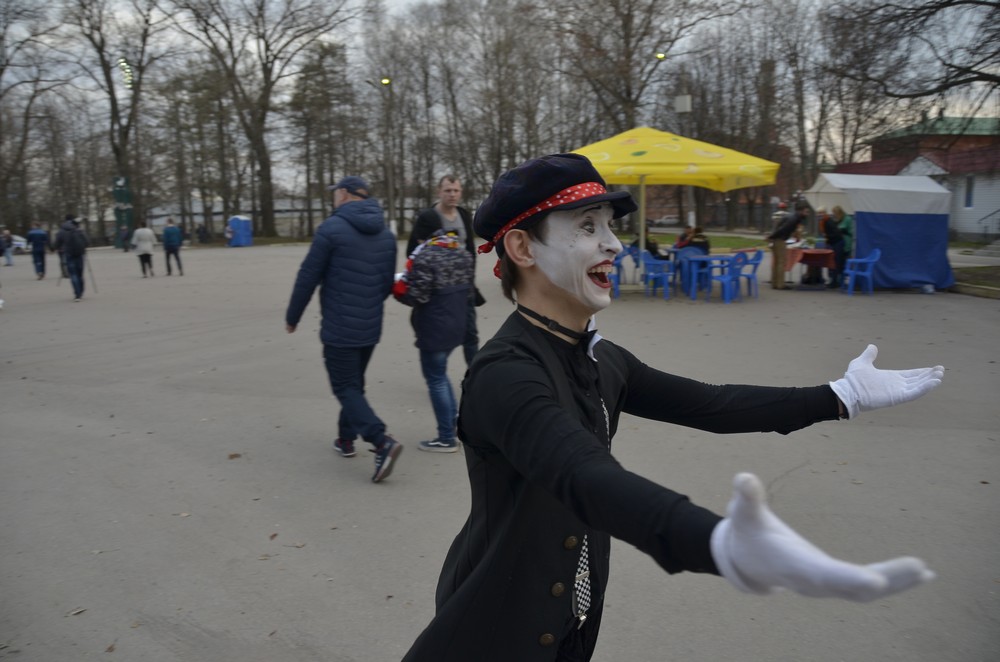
[462,353,722,575]
[616,348,840,434]
[407,210,437,256]
[459,207,476,266]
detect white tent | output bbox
[803,173,953,290]
[804,173,950,216]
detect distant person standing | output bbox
[408,175,481,366]
[767,202,806,290]
[118,225,130,251]
[131,222,156,277]
[52,215,88,301]
[26,222,50,279]
[832,205,854,259]
[162,218,184,276]
[821,210,846,289]
[2,229,13,266]
[285,176,401,483]
[394,230,474,453]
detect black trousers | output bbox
[138,253,153,275]
[165,247,183,274]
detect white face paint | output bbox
[530,202,623,314]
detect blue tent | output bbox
[227,215,253,247]
[804,174,954,290]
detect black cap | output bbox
[473,153,636,256]
[330,176,370,199]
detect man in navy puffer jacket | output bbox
[286,176,402,483]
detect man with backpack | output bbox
[393,230,474,453]
[408,175,482,366]
[53,214,89,301]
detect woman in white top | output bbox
[130,222,157,277]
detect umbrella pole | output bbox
[638,175,647,254]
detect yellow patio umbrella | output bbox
[573,126,779,250]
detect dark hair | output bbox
[438,174,460,187]
[499,216,548,303]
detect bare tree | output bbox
[824,0,1000,101]
[816,11,929,164]
[58,0,172,229]
[0,1,62,230]
[550,0,748,134]
[286,41,358,236]
[168,0,358,237]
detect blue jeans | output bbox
[322,345,385,445]
[165,247,183,274]
[32,250,46,276]
[3,245,12,265]
[419,349,457,441]
[64,254,84,298]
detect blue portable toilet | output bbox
[804,174,954,291]
[227,215,253,247]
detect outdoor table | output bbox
[786,248,835,271]
[683,254,734,300]
[786,248,834,287]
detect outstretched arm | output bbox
[829,345,944,419]
[711,473,934,602]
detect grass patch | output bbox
[953,266,1000,289]
[624,231,766,252]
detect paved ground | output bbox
[1,243,998,661]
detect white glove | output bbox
[829,344,944,419]
[710,473,935,602]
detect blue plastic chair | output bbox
[707,252,746,303]
[616,244,641,284]
[640,250,674,299]
[675,246,709,299]
[608,270,621,298]
[842,248,881,296]
[738,249,764,298]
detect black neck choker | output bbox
[517,304,586,341]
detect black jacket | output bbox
[768,212,805,241]
[53,220,89,257]
[403,312,840,661]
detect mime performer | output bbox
[402,153,944,662]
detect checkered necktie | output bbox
[573,534,592,627]
[573,397,610,627]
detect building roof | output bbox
[834,145,1000,177]
[873,116,1000,142]
[936,145,1000,174]
[834,157,910,176]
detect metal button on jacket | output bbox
[563,536,579,550]
[539,633,556,646]
[550,582,566,597]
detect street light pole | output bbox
[368,77,397,231]
[382,78,396,232]
[114,57,136,247]
[675,86,695,228]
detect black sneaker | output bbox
[333,438,356,458]
[372,435,402,483]
[418,439,458,453]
